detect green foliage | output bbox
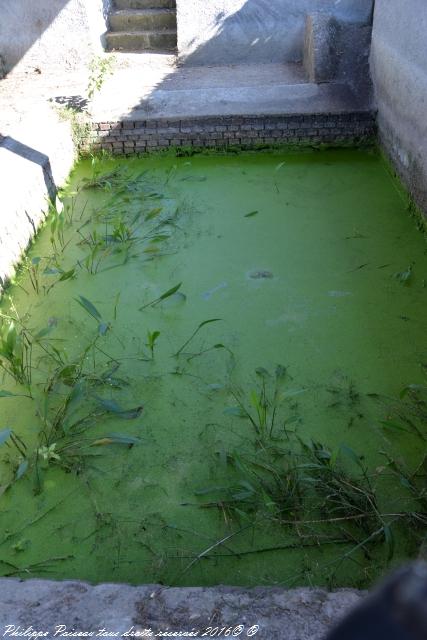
[185,361,427,579]
[146,330,160,359]
[87,55,115,100]
[57,106,92,150]
[0,319,32,386]
[140,283,183,311]
[75,295,110,335]
[81,158,126,191]
[194,378,427,578]
[226,364,291,443]
[174,318,222,357]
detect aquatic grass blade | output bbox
[0,391,27,399]
[174,318,222,356]
[58,268,76,282]
[91,434,140,446]
[139,283,182,310]
[75,295,102,321]
[145,208,163,221]
[96,397,143,420]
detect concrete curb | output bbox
[0,579,366,640]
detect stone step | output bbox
[114,0,176,9]
[105,30,177,52]
[110,9,176,32]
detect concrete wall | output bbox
[0,0,113,291]
[177,0,374,65]
[0,108,76,293]
[0,0,110,75]
[370,0,427,215]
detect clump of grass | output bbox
[0,332,143,496]
[191,433,427,578]
[0,286,146,498]
[187,365,427,579]
[225,364,292,444]
[80,157,127,191]
[373,374,427,441]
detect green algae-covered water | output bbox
[0,149,426,588]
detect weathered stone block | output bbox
[304,13,340,83]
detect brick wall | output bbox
[81,112,376,155]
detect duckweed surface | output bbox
[0,149,426,588]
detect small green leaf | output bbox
[6,322,17,354]
[173,318,222,356]
[139,283,183,310]
[380,420,411,434]
[96,397,143,420]
[91,433,140,446]
[159,283,182,302]
[75,295,102,321]
[58,365,78,386]
[147,330,160,344]
[150,235,170,243]
[34,322,57,340]
[98,322,110,336]
[145,208,163,221]
[198,318,222,329]
[59,268,76,282]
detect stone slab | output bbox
[0,579,366,640]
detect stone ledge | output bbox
[0,579,365,640]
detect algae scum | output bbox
[0,149,426,588]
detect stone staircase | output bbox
[105,0,177,53]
